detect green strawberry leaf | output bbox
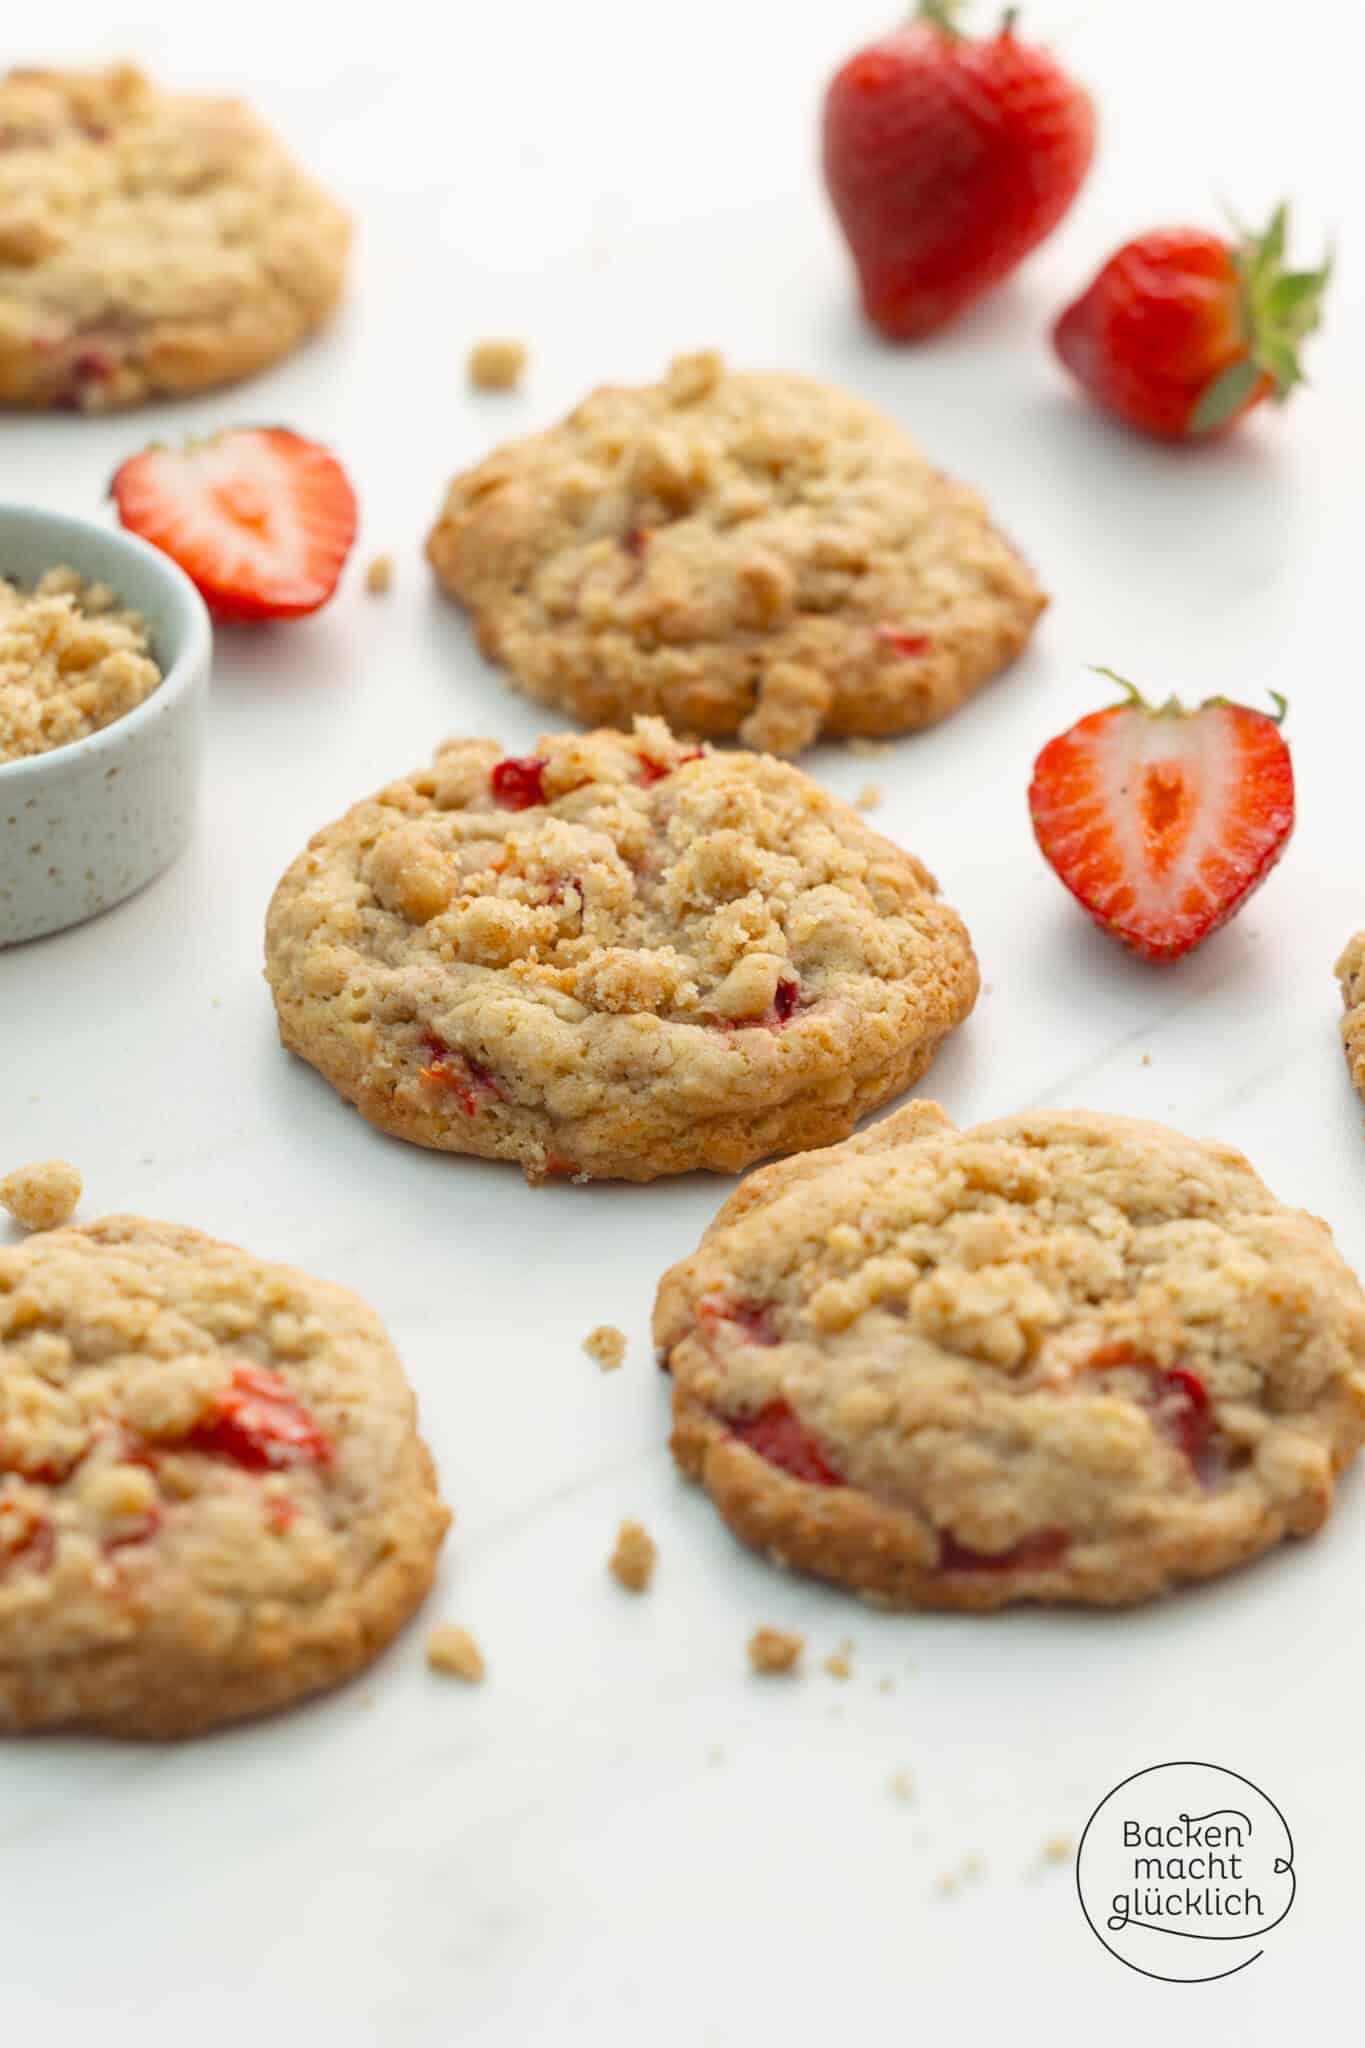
[1189,358,1262,435]
[915,0,968,31]
[1231,203,1332,409]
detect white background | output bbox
[3,2,1362,2039]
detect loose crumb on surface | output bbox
[848,737,888,759]
[0,1159,81,1232]
[822,1639,854,1680]
[877,1677,895,1694]
[608,1518,657,1592]
[855,783,882,812]
[1042,1833,1074,1865]
[962,1855,983,1882]
[365,553,395,595]
[890,1769,915,1804]
[1140,1053,1152,1068]
[936,1873,959,1898]
[426,1624,486,1682]
[748,1626,804,1675]
[584,1323,627,1371]
[469,337,528,391]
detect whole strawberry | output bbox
[822,1,1096,340]
[1028,673,1294,963]
[1053,206,1331,438]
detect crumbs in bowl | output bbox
[0,568,162,764]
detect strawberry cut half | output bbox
[110,428,358,621]
[1028,673,1294,962]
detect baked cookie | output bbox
[425,352,1045,755]
[264,719,979,1183]
[0,1216,448,1736]
[655,1104,1365,1609]
[0,64,349,411]
[1337,932,1365,1106]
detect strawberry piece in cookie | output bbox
[490,756,547,810]
[188,1363,333,1472]
[729,1401,843,1487]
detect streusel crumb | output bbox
[608,1518,657,1592]
[0,1159,82,1231]
[1042,1834,1073,1864]
[856,784,882,812]
[747,1626,803,1675]
[822,1640,854,1679]
[468,338,527,391]
[365,554,394,596]
[0,570,161,762]
[890,1769,915,1804]
[426,1624,486,1682]
[584,1323,627,1371]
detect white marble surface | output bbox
[2,1,1361,2037]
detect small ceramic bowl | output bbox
[0,503,212,947]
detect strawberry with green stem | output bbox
[1053,205,1331,439]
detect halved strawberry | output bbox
[1028,673,1294,962]
[110,428,358,621]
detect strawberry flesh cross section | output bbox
[1029,676,1294,962]
[110,427,358,620]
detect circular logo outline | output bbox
[1075,1760,1296,1984]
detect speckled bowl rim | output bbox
[0,503,212,786]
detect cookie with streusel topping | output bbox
[1336,932,1365,1109]
[263,720,978,1182]
[425,352,1045,754]
[0,1216,448,1736]
[655,1104,1365,1608]
[0,64,349,411]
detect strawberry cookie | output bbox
[264,720,979,1182]
[0,65,349,411]
[1336,933,1365,1107]
[425,353,1045,755]
[655,1104,1365,1609]
[0,1216,448,1735]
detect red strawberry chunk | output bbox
[418,1034,504,1115]
[1086,1345,1219,1484]
[698,1297,781,1345]
[490,756,548,810]
[936,1524,1070,1573]
[110,427,357,621]
[771,975,800,1025]
[876,627,933,658]
[638,748,704,786]
[266,1495,298,1535]
[0,1495,54,1571]
[188,1365,333,1473]
[103,1506,162,1551]
[729,1401,843,1486]
[705,974,803,1032]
